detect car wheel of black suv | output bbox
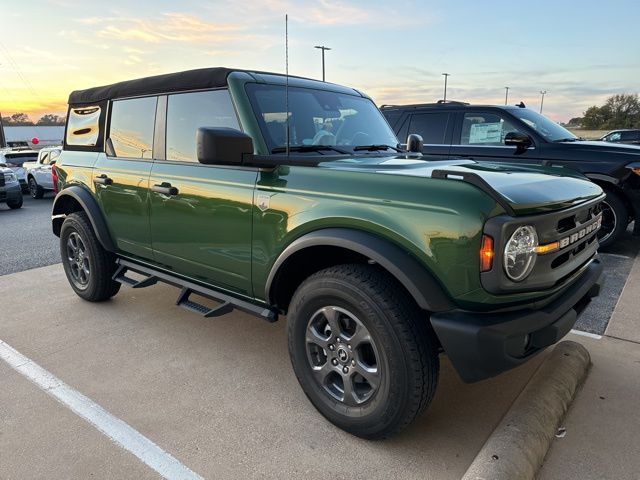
[28,177,44,199]
[598,189,628,249]
[287,264,439,439]
[60,212,121,301]
[7,197,23,209]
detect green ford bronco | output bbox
[52,67,604,439]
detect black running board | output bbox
[112,258,277,322]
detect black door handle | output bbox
[152,182,179,196]
[94,174,113,186]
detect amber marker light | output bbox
[535,241,560,255]
[480,235,494,272]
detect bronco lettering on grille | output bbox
[558,216,602,249]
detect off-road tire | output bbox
[599,189,628,249]
[287,264,439,439]
[60,211,120,301]
[7,196,23,209]
[29,177,44,199]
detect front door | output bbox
[149,89,256,297]
[94,96,157,260]
[449,111,539,163]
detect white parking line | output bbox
[0,339,203,480]
[570,329,603,340]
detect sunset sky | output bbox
[0,0,638,123]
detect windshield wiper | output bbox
[271,145,350,154]
[353,144,403,152]
[553,137,578,143]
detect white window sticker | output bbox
[469,122,503,144]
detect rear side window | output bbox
[621,131,639,141]
[109,97,157,159]
[408,112,450,144]
[166,90,239,162]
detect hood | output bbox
[557,139,640,156]
[320,155,603,215]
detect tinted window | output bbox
[166,90,239,162]
[409,112,450,144]
[621,131,639,141]
[459,112,521,145]
[109,97,157,159]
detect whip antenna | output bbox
[285,14,290,157]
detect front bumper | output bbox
[430,258,603,383]
[0,183,23,203]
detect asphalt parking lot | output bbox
[0,195,637,479]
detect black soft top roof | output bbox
[68,67,247,105]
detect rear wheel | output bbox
[29,177,44,199]
[287,264,439,439]
[598,189,628,248]
[60,212,120,301]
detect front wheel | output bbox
[7,196,23,209]
[598,189,628,248]
[287,264,439,439]
[60,212,120,301]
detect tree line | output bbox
[568,94,640,129]
[1,113,66,126]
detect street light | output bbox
[442,73,450,102]
[314,45,331,82]
[504,86,510,105]
[539,90,547,114]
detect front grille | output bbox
[481,194,604,294]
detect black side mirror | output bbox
[197,127,254,165]
[406,134,424,153]
[504,132,532,153]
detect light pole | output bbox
[442,73,450,102]
[314,45,331,82]
[539,90,547,114]
[504,86,510,105]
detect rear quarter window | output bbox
[66,106,102,147]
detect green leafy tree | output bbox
[36,114,66,125]
[6,113,34,125]
[581,94,640,129]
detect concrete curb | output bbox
[461,341,591,480]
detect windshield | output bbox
[511,109,577,142]
[246,83,398,153]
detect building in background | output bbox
[2,126,64,149]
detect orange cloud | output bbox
[95,13,241,44]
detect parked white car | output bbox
[22,146,60,198]
[0,148,39,193]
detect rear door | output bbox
[149,89,257,297]
[449,110,540,162]
[407,111,453,156]
[94,96,156,260]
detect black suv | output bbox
[381,102,640,247]
[600,129,640,146]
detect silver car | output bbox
[0,149,39,193]
[23,146,60,198]
[0,166,23,209]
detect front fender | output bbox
[265,228,454,312]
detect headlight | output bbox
[4,172,17,183]
[504,226,538,281]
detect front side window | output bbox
[246,84,398,152]
[459,112,522,146]
[109,97,157,159]
[166,90,239,162]
[409,112,450,144]
[607,132,621,142]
